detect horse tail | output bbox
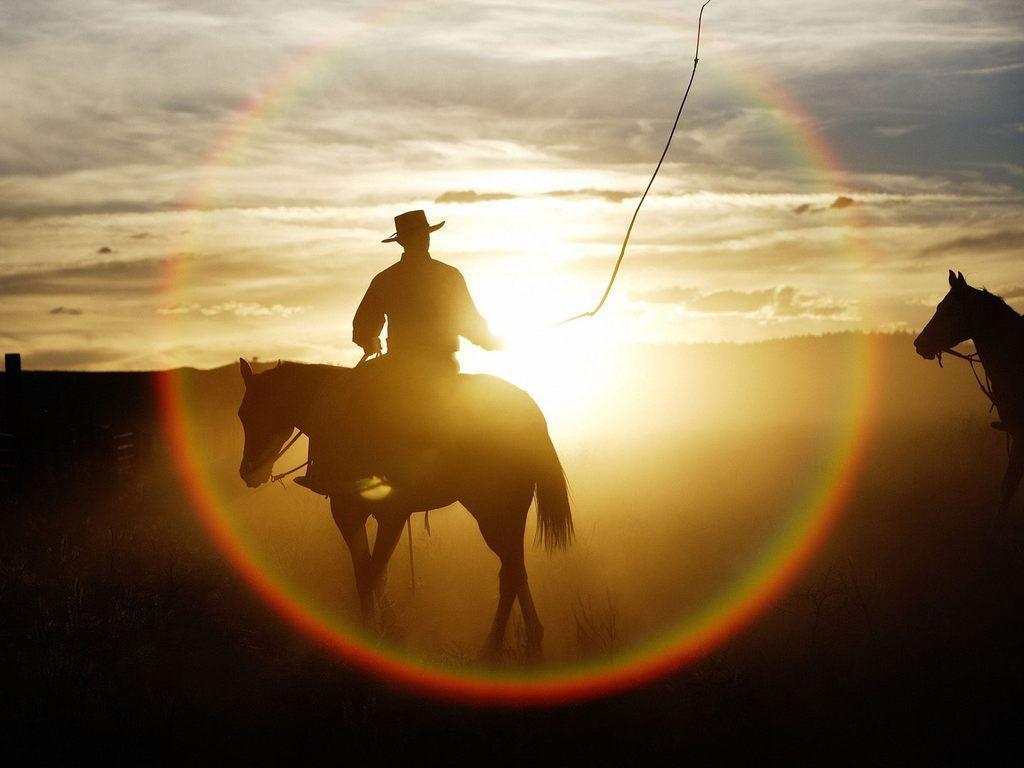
[534,427,573,553]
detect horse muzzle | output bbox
[913,335,937,360]
[240,459,272,487]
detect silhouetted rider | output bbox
[353,209,502,372]
[295,210,500,495]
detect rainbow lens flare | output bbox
[157,3,882,706]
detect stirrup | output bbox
[293,474,328,495]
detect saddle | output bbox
[296,354,463,497]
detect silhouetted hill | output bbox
[1,331,988,438]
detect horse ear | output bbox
[949,269,957,288]
[240,357,253,383]
[957,271,966,286]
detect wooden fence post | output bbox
[2,353,23,496]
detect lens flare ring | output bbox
[158,1,881,707]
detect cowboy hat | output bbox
[381,209,446,243]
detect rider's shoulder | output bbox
[429,259,467,281]
[373,262,404,282]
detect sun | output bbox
[458,280,629,437]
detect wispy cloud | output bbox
[918,229,1024,259]
[156,302,305,318]
[632,285,851,320]
[874,125,924,138]
[436,188,635,204]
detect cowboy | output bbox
[353,209,502,369]
[296,211,501,495]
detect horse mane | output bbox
[259,360,353,390]
[263,360,351,374]
[970,285,1022,329]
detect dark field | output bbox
[2,333,1023,762]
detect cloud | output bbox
[632,285,851,320]
[436,188,634,205]
[156,303,193,315]
[917,229,1024,259]
[771,286,849,318]
[874,125,923,138]
[156,302,305,318]
[0,200,180,220]
[0,257,168,296]
[48,306,83,315]
[689,289,777,315]
[631,286,702,306]
[436,190,517,204]
[792,196,856,214]
[545,189,634,204]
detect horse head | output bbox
[237,358,296,487]
[914,270,976,360]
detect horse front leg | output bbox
[366,512,408,597]
[330,497,373,622]
[994,432,1023,530]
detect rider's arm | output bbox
[453,271,503,351]
[352,276,385,354]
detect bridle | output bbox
[933,289,996,410]
[261,350,382,485]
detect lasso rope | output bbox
[556,0,713,326]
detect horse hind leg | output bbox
[474,491,544,663]
[516,572,545,662]
[481,560,519,661]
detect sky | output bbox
[1,0,1022,371]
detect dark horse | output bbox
[915,271,1024,527]
[235,358,573,659]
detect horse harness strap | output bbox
[938,347,1018,455]
[270,429,310,485]
[937,348,998,412]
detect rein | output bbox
[936,347,996,410]
[269,440,310,485]
[936,346,1015,455]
